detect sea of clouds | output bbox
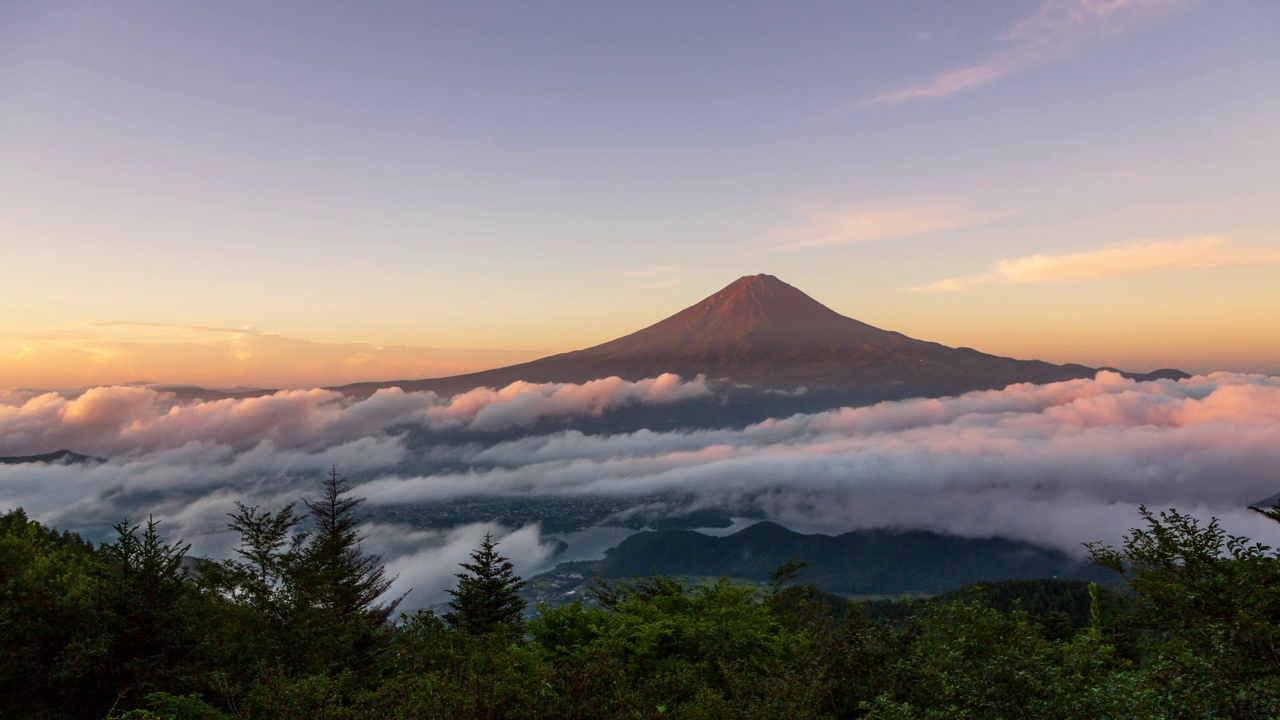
[3,370,1279,607]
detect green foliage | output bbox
[4,501,1280,719]
[106,691,230,720]
[0,508,105,717]
[190,466,404,691]
[220,500,306,612]
[1088,505,1280,719]
[0,509,217,719]
[0,507,95,552]
[444,533,527,638]
[862,598,1063,719]
[859,578,1135,652]
[94,516,202,708]
[530,574,817,714]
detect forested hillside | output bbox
[3,472,1278,719]
[595,521,1110,594]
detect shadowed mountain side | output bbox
[596,521,1109,596]
[0,450,100,465]
[335,274,1187,398]
[1098,367,1189,381]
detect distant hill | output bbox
[0,450,100,465]
[595,521,1109,596]
[336,274,1188,398]
[145,385,277,403]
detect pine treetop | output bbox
[445,533,527,637]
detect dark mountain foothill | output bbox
[0,449,100,465]
[593,521,1110,596]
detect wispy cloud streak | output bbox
[864,0,1182,106]
[910,236,1280,291]
[770,204,998,251]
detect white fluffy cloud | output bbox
[0,373,711,456]
[356,372,1280,553]
[4,370,1280,608]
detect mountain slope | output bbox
[336,274,1183,397]
[0,450,99,465]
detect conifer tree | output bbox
[98,516,196,709]
[300,465,402,626]
[445,533,527,637]
[221,501,305,612]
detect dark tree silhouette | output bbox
[301,465,403,626]
[221,501,306,612]
[98,516,195,708]
[445,533,527,637]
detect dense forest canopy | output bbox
[2,472,1278,720]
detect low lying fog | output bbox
[4,371,1279,607]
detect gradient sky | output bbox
[2,0,1278,389]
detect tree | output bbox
[1087,505,1280,719]
[195,467,404,684]
[530,573,820,716]
[218,501,306,612]
[0,508,105,716]
[445,533,527,637]
[96,516,201,712]
[300,466,402,626]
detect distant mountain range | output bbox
[337,273,1186,398]
[593,521,1109,596]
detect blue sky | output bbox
[2,1,1278,387]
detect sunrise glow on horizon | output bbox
[3,1,1278,389]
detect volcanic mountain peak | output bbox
[680,274,846,330]
[610,273,906,357]
[334,273,1176,398]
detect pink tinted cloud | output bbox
[356,371,1280,552]
[0,373,711,457]
[3,369,1279,567]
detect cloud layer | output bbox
[356,371,1280,554]
[3,370,1279,608]
[0,373,711,457]
[369,522,559,606]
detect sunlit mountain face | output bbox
[336,274,1184,399]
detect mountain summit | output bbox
[337,274,1182,397]
[608,273,903,353]
[539,274,944,378]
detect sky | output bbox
[3,0,1279,389]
